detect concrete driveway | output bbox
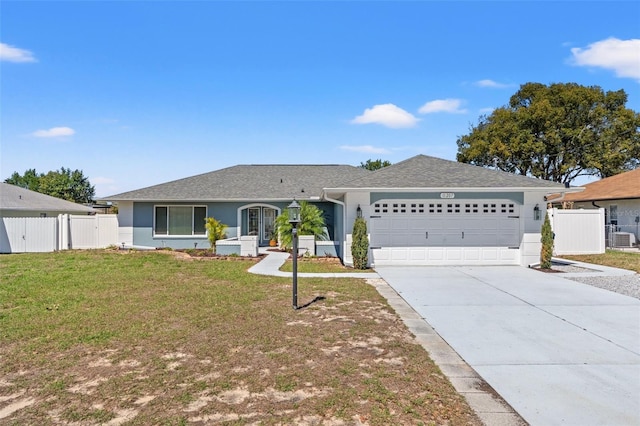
[376,265,640,426]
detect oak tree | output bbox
[456,83,640,184]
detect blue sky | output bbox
[2,1,639,197]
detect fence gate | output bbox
[61,214,119,250]
[1,215,118,253]
[0,217,58,253]
[548,208,605,255]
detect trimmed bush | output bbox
[351,217,369,270]
[540,212,554,269]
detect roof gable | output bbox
[103,164,371,201]
[332,155,566,190]
[0,183,96,213]
[564,169,640,202]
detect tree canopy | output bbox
[456,82,640,184]
[5,167,95,204]
[359,159,392,171]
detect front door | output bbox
[247,207,279,246]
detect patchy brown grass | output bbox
[280,257,353,273]
[0,251,479,425]
[560,249,640,273]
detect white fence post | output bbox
[58,214,70,250]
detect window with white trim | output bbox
[154,206,207,236]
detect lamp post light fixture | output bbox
[356,204,362,218]
[288,199,301,310]
[534,204,541,221]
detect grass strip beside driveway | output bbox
[0,251,479,425]
[560,249,640,273]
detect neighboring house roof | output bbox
[562,168,640,202]
[102,164,371,201]
[0,183,96,214]
[328,155,568,190]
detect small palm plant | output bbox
[274,201,326,250]
[205,217,227,254]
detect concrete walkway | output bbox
[247,249,379,279]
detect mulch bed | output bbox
[171,249,266,261]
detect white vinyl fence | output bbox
[0,214,119,254]
[547,208,605,255]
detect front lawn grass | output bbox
[279,257,355,273]
[0,250,479,425]
[560,249,640,273]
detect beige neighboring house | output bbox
[560,169,640,246]
[0,182,96,217]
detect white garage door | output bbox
[370,199,521,266]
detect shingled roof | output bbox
[329,155,567,190]
[0,183,96,214]
[102,164,371,201]
[562,168,640,202]
[103,155,570,202]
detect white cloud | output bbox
[418,99,467,114]
[32,127,75,138]
[350,104,419,128]
[0,42,37,63]
[570,37,640,81]
[339,145,391,154]
[474,79,511,88]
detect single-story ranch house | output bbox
[102,155,574,267]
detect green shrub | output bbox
[274,201,326,250]
[540,212,554,269]
[205,217,228,254]
[351,217,369,270]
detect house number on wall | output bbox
[440,192,455,199]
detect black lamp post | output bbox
[288,199,301,309]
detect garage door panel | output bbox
[390,218,409,230]
[463,231,497,246]
[371,247,521,266]
[406,231,428,246]
[370,199,521,252]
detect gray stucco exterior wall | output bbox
[370,192,525,204]
[131,200,341,250]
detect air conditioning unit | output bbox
[613,232,637,247]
